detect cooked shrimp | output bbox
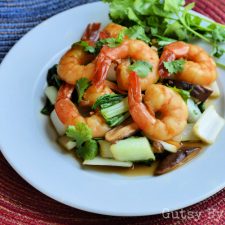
[159,41,217,85]
[80,79,127,107]
[80,83,113,106]
[57,44,96,85]
[128,72,188,140]
[94,39,159,90]
[99,22,125,39]
[57,23,102,85]
[55,83,110,137]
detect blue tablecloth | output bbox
[0,0,97,63]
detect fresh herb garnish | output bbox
[163,59,185,75]
[40,98,54,115]
[129,60,152,78]
[124,25,150,43]
[47,64,62,89]
[76,41,96,53]
[77,139,98,160]
[104,0,225,67]
[66,123,92,147]
[76,78,91,103]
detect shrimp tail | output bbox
[128,71,156,130]
[93,48,112,87]
[128,71,142,104]
[158,42,189,78]
[81,23,101,42]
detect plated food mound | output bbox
[41,22,224,175]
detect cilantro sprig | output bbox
[163,59,185,75]
[129,60,152,78]
[76,78,91,103]
[103,0,225,68]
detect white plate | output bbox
[0,2,224,216]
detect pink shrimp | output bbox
[128,72,188,140]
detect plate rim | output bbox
[0,1,225,217]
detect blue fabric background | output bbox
[0,0,97,63]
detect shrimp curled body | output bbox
[94,39,159,90]
[128,72,188,140]
[159,41,217,85]
[57,45,96,85]
[55,83,110,137]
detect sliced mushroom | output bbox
[154,146,201,175]
[162,79,213,102]
[105,122,139,143]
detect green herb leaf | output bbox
[212,45,225,58]
[66,123,92,147]
[164,0,185,13]
[103,0,225,66]
[163,59,185,75]
[129,60,152,78]
[41,98,54,115]
[76,78,91,103]
[92,94,124,110]
[77,41,96,53]
[125,25,150,43]
[169,86,190,102]
[77,139,98,160]
[47,65,62,89]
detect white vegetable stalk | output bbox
[181,123,200,142]
[50,110,66,136]
[58,136,76,150]
[187,98,202,123]
[45,86,58,105]
[83,157,133,167]
[193,105,225,144]
[206,81,220,98]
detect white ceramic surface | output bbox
[0,2,224,216]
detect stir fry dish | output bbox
[41,21,224,175]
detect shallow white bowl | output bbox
[0,2,224,216]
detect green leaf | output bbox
[125,25,150,43]
[211,26,225,43]
[77,139,98,160]
[66,123,92,147]
[184,2,195,11]
[134,0,158,15]
[163,59,185,74]
[76,41,96,53]
[129,60,152,78]
[92,94,124,110]
[164,0,185,12]
[169,87,191,102]
[41,98,54,115]
[127,7,143,25]
[47,65,62,89]
[211,45,225,58]
[154,35,177,47]
[163,21,187,40]
[108,0,134,22]
[76,78,91,103]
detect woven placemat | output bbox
[0,0,225,224]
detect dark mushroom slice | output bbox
[154,146,201,175]
[162,79,213,103]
